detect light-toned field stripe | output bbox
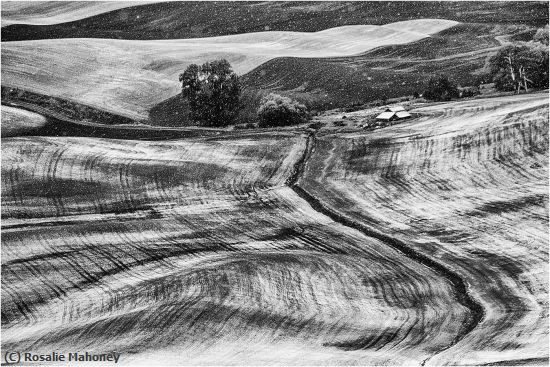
[1,105,48,137]
[1,1,159,26]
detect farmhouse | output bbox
[376,106,411,121]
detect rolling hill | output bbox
[1,19,457,121]
[1,2,548,365]
[1,2,547,126]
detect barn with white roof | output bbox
[376,106,411,121]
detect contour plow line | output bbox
[287,131,485,365]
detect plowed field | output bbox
[2,93,548,365]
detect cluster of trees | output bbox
[422,30,548,101]
[180,59,309,128]
[484,28,549,93]
[489,43,548,93]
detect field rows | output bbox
[2,132,467,364]
[1,1,549,364]
[299,93,549,365]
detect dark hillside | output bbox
[364,23,506,58]
[2,1,548,41]
[240,23,531,109]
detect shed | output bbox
[376,111,396,121]
[376,106,411,121]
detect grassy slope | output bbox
[2,132,468,365]
[2,1,547,41]
[299,92,549,365]
[1,19,456,121]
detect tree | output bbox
[257,93,309,127]
[179,59,241,127]
[423,75,459,101]
[489,44,549,93]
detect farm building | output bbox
[376,106,411,121]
